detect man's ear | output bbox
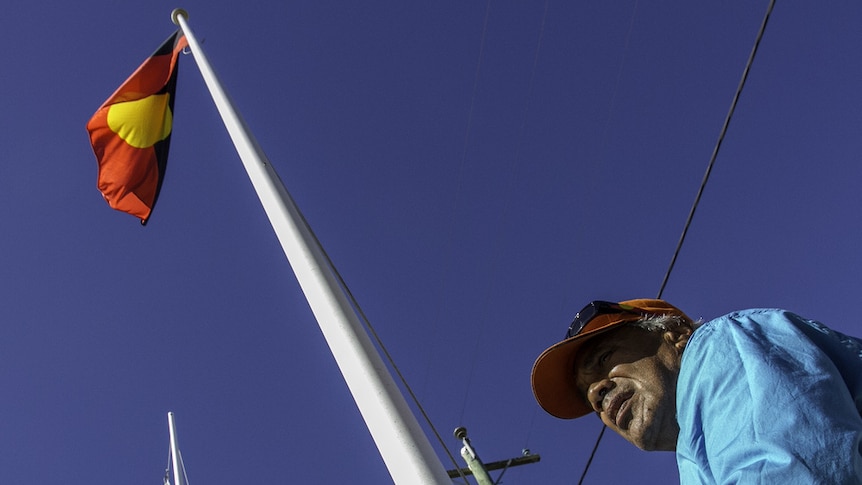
[663,322,694,354]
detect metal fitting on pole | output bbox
[454,427,495,485]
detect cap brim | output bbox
[531,298,692,419]
[530,317,637,419]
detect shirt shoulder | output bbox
[685,308,862,383]
[676,308,862,484]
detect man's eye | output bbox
[599,351,612,365]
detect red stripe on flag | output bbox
[87,31,187,224]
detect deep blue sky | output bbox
[2,1,861,483]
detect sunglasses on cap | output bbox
[564,300,651,339]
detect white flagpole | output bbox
[167,412,189,485]
[171,10,450,484]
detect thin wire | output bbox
[459,0,551,425]
[431,0,491,426]
[179,450,190,485]
[596,0,640,169]
[459,0,493,171]
[437,0,492,302]
[346,274,472,485]
[571,0,639,481]
[575,1,776,483]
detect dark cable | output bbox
[577,0,776,482]
[577,425,606,485]
[657,0,776,298]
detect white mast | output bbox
[167,412,189,485]
[171,10,450,484]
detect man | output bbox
[531,298,862,483]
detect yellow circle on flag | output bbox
[106,94,173,149]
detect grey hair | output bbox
[628,313,702,332]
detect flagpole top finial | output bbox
[171,8,189,26]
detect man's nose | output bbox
[587,379,613,412]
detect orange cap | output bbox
[530,299,691,419]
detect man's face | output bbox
[574,325,686,451]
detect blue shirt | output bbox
[676,309,862,484]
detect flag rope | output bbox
[296,195,472,485]
[173,10,452,482]
[163,449,172,485]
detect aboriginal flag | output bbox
[87,31,188,224]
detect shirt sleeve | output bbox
[676,310,862,485]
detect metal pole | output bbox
[167,412,188,485]
[171,10,450,484]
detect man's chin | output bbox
[617,421,658,451]
[623,426,677,452]
[623,431,652,451]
